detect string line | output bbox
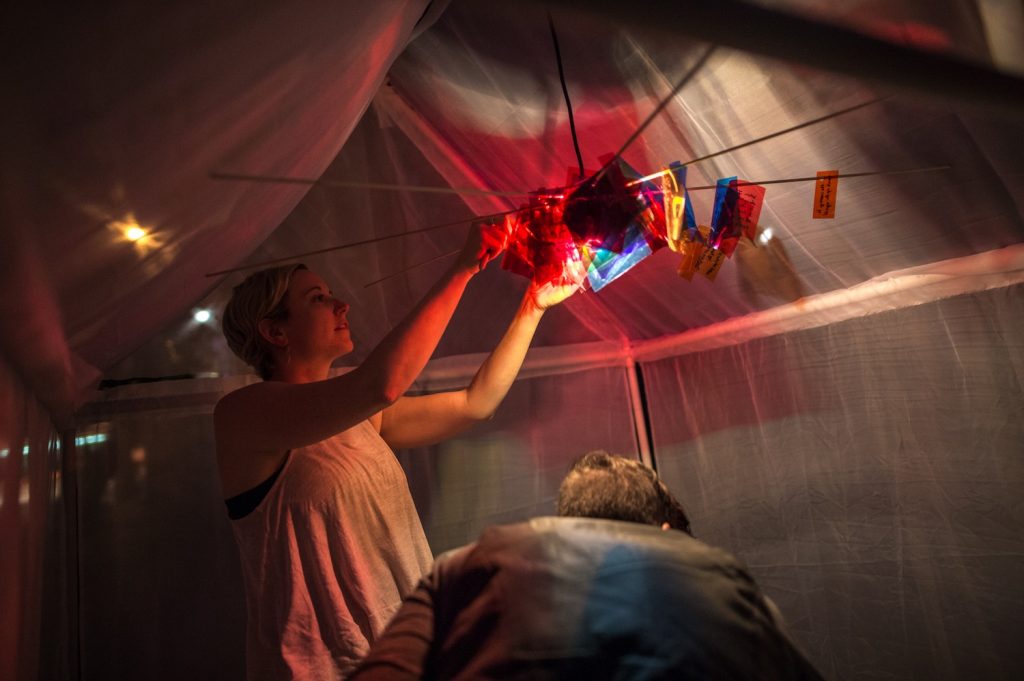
[549,14,585,181]
[204,207,525,277]
[591,45,717,185]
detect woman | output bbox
[215,223,573,679]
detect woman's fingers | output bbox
[531,280,582,309]
[474,221,510,270]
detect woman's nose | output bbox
[334,299,350,315]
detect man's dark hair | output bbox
[557,451,692,535]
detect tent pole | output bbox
[60,428,81,681]
[626,357,655,470]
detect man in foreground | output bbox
[351,451,824,680]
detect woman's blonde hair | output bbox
[222,264,307,380]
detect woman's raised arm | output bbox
[378,277,580,450]
[215,223,508,456]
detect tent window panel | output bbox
[645,284,1024,681]
[397,365,640,555]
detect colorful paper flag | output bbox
[710,178,767,257]
[662,162,697,252]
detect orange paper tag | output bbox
[697,224,711,244]
[696,246,725,281]
[813,170,839,219]
[677,240,701,281]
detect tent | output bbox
[3,1,1022,678]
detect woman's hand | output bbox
[527,259,585,310]
[529,279,582,310]
[455,220,510,275]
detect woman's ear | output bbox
[257,318,288,348]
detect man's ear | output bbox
[257,318,288,348]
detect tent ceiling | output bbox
[2,0,1022,397]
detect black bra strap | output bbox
[225,453,289,520]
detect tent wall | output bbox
[645,284,1024,679]
[66,282,1024,680]
[72,361,640,679]
[75,391,247,680]
[0,367,71,681]
[397,364,642,554]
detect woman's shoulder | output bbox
[215,380,279,415]
[213,381,279,441]
[214,382,285,481]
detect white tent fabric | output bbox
[2,1,1023,679]
[645,284,1024,679]
[3,1,437,677]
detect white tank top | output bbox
[230,420,433,680]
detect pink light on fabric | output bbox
[500,191,587,291]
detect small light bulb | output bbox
[125,225,146,241]
[193,309,212,324]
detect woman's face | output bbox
[280,269,353,362]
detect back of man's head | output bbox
[557,451,692,535]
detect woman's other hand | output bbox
[456,220,510,274]
[529,279,582,310]
[528,258,585,310]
